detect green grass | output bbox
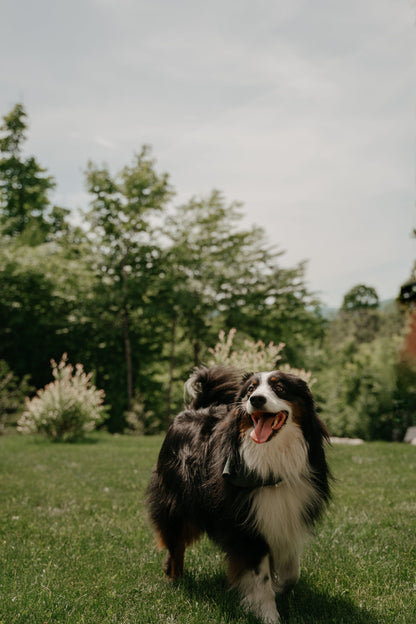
[1,434,415,624]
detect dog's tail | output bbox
[184,365,243,410]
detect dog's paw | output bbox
[241,595,280,623]
[237,556,281,623]
[272,555,300,595]
[272,576,297,595]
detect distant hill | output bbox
[320,306,338,319]
[320,298,396,318]
[379,298,395,310]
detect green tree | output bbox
[84,146,174,426]
[222,258,323,368]
[0,237,97,395]
[164,191,257,364]
[314,290,415,440]
[332,284,381,344]
[0,360,33,433]
[316,330,412,440]
[0,104,61,243]
[341,284,379,310]
[166,190,317,363]
[156,191,323,422]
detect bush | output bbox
[124,390,160,435]
[315,333,416,440]
[17,354,107,441]
[208,328,315,384]
[0,360,33,434]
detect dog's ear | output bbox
[296,379,330,443]
[298,383,331,502]
[242,371,254,383]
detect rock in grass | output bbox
[330,436,364,445]
[404,427,416,443]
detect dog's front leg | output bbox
[271,552,300,595]
[230,554,280,623]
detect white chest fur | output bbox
[240,422,317,566]
[251,480,314,566]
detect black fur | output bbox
[146,365,331,618]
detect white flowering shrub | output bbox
[17,354,107,441]
[208,328,315,385]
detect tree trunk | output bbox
[122,303,133,412]
[193,339,201,367]
[165,316,177,425]
[121,260,133,412]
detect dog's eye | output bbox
[246,385,255,396]
[269,376,284,392]
[272,381,285,394]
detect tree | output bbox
[398,227,416,305]
[314,286,416,440]
[341,284,379,311]
[0,106,326,432]
[221,258,323,368]
[0,360,33,433]
[0,104,60,243]
[84,146,174,425]
[156,191,324,422]
[315,327,415,440]
[334,284,381,344]
[164,191,256,364]
[0,238,98,392]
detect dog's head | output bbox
[236,370,328,446]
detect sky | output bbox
[1,0,415,308]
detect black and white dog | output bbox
[147,366,331,623]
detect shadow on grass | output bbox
[279,577,380,624]
[180,570,259,623]
[180,571,380,624]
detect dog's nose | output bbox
[249,394,266,409]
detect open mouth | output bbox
[250,410,288,444]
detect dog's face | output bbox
[238,371,313,444]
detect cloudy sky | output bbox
[1,0,414,307]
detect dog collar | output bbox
[222,457,283,489]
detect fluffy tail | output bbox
[184,365,243,410]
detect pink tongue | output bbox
[250,416,274,444]
[250,412,286,444]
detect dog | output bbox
[147,366,331,623]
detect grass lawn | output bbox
[1,433,415,624]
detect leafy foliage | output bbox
[207,328,315,385]
[0,104,65,243]
[84,147,174,428]
[341,284,379,311]
[17,354,106,441]
[0,360,33,433]
[0,238,97,390]
[314,300,416,440]
[1,103,414,440]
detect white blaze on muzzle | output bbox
[246,372,291,444]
